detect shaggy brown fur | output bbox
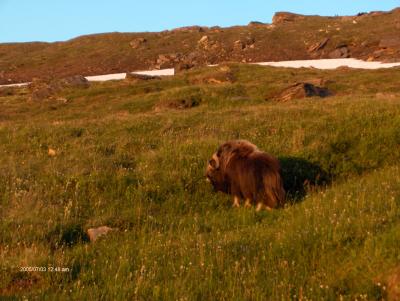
[206,140,285,209]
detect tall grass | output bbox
[1,64,399,300]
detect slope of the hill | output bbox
[1,64,400,299]
[1,8,400,84]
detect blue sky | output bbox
[0,0,399,43]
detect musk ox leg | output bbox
[233,196,240,208]
[244,198,252,208]
[256,202,272,212]
[263,173,286,208]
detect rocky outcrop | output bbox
[155,54,173,69]
[28,75,88,101]
[172,51,209,72]
[197,35,222,51]
[210,26,222,32]
[87,226,113,242]
[233,37,255,51]
[154,53,183,69]
[126,73,161,81]
[48,148,57,157]
[3,7,400,84]
[329,45,350,58]
[269,82,333,102]
[28,79,57,101]
[379,37,400,49]
[198,35,209,45]
[248,21,268,26]
[129,37,147,49]
[364,36,400,62]
[57,75,89,88]
[272,12,305,25]
[171,26,207,33]
[308,38,329,53]
[174,62,196,73]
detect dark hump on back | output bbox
[251,151,281,171]
[218,140,257,158]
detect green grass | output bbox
[0,64,400,300]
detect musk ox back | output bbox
[206,140,285,210]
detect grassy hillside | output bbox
[1,8,400,84]
[1,64,400,300]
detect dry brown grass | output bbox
[1,8,400,84]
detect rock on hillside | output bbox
[2,7,400,84]
[28,75,89,101]
[171,26,207,33]
[125,73,161,81]
[270,82,333,102]
[272,12,305,24]
[129,37,147,49]
[87,226,113,242]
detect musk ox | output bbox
[206,140,285,210]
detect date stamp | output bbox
[20,266,70,272]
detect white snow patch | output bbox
[0,82,30,88]
[1,60,399,88]
[131,68,175,76]
[85,73,127,82]
[84,68,175,82]
[254,58,400,70]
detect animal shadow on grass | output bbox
[46,223,90,251]
[279,156,330,203]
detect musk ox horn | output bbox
[209,153,220,169]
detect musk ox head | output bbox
[206,140,285,209]
[206,152,228,193]
[206,140,258,187]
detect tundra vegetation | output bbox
[0,64,400,300]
